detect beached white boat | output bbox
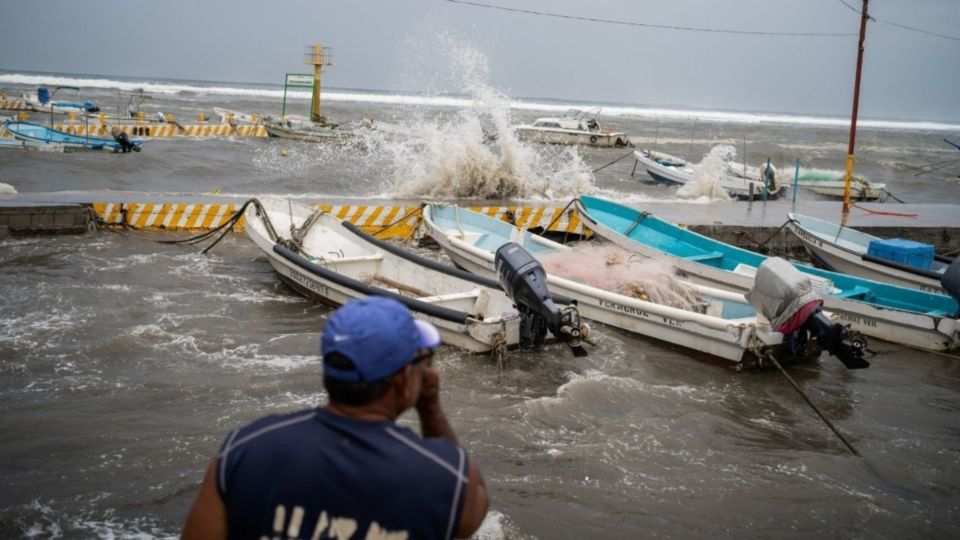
[22,90,100,114]
[787,213,950,294]
[633,148,782,200]
[214,107,259,125]
[785,170,886,200]
[244,198,530,354]
[422,204,868,369]
[574,195,960,352]
[263,118,356,143]
[513,110,631,148]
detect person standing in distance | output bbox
[182,296,489,540]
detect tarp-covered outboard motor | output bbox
[747,257,869,369]
[942,256,960,316]
[495,242,589,357]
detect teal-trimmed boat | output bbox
[423,204,868,369]
[3,121,141,152]
[575,195,960,352]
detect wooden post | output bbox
[843,0,870,213]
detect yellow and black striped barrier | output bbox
[52,123,267,138]
[0,97,31,111]
[93,202,589,239]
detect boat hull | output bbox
[514,127,630,148]
[422,205,786,368]
[800,181,886,201]
[576,196,960,352]
[264,124,354,143]
[786,214,946,295]
[244,199,521,353]
[634,149,780,200]
[3,121,140,151]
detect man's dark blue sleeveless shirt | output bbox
[216,407,469,540]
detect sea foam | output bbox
[3,72,957,132]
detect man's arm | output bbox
[415,365,489,537]
[181,457,228,540]
[456,458,489,538]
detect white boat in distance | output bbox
[214,107,260,125]
[243,198,530,353]
[787,213,951,295]
[784,170,886,201]
[633,148,783,200]
[513,109,631,148]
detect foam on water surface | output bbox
[3,72,958,132]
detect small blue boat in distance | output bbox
[3,121,141,152]
[575,195,960,352]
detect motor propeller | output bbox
[495,242,589,357]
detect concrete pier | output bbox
[0,202,94,237]
[0,193,958,258]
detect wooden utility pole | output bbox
[842,0,870,213]
[304,43,333,124]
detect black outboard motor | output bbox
[495,242,589,357]
[746,257,868,369]
[942,256,960,316]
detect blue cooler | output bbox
[867,238,934,270]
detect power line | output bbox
[441,0,855,37]
[837,0,960,42]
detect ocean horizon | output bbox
[3,69,959,133]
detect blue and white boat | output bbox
[787,213,950,295]
[574,195,960,352]
[23,88,100,114]
[3,121,141,152]
[422,204,866,369]
[633,148,782,200]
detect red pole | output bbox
[843,0,870,213]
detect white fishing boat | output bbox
[785,170,886,201]
[263,117,356,143]
[214,107,260,125]
[574,195,960,352]
[633,148,782,200]
[422,204,869,369]
[22,88,100,114]
[245,198,536,354]
[513,109,631,148]
[787,213,950,295]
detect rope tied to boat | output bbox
[736,219,792,255]
[490,324,508,374]
[155,198,258,253]
[623,211,651,238]
[761,350,861,457]
[592,150,635,173]
[852,204,917,218]
[285,206,327,253]
[370,204,425,240]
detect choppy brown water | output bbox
[1,83,959,539]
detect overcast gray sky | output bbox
[2,0,958,121]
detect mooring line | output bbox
[768,353,860,456]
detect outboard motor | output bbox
[746,257,868,369]
[942,256,960,316]
[495,242,589,357]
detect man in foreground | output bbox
[183,296,488,539]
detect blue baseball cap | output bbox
[321,296,442,382]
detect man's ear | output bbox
[392,365,415,402]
